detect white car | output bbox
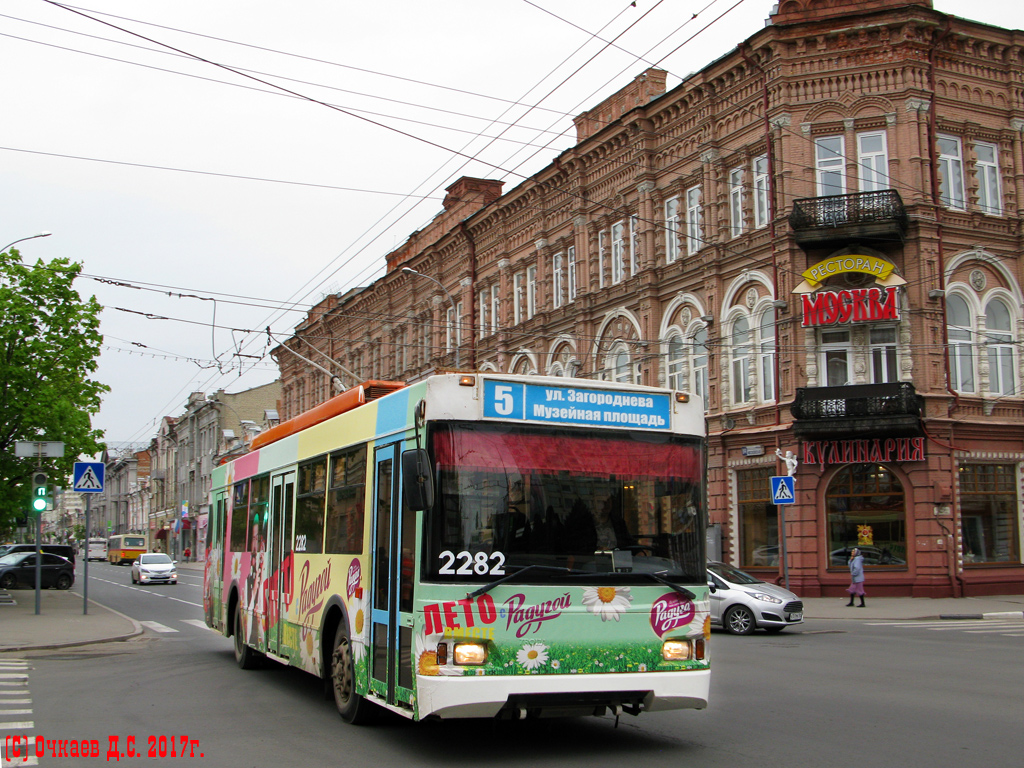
[707,561,803,635]
[131,553,177,585]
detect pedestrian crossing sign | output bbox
[770,475,796,505]
[73,461,105,493]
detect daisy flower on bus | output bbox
[582,586,632,621]
[516,642,549,671]
[349,594,367,663]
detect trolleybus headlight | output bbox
[661,640,692,661]
[458,375,476,387]
[453,642,488,665]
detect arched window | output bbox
[614,347,633,384]
[826,465,906,569]
[666,334,684,390]
[731,316,752,404]
[692,326,709,408]
[947,294,975,393]
[985,298,1015,395]
[758,308,776,402]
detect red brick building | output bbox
[275,0,1024,597]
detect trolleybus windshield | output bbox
[425,422,705,585]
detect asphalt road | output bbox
[7,565,1023,768]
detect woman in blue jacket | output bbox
[846,548,866,607]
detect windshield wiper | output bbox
[638,571,697,601]
[466,564,588,599]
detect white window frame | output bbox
[629,214,639,276]
[974,141,1002,216]
[753,155,770,229]
[598,230,607,289]
[758,309,775,402]
[611,221,626,284]
[729,168,744,238]
[478,289,488,338]
[567,246,577,302]
[857,131,889,192]
[819,329,851,387]
[490,284,500,334]
[869,326,899,384]
[513,272,524,325]
[526,265,537,319]
[937,134,966,210]
[685,186,702,256]
[552,252,563,309]
[947,294,975,394]
[815,136,846,197]
[985,298,1015,396]
[692,326,709,409]
[731,316,752,405]
[665,197,681,262]
[666,334,684,390]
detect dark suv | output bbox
[0,544,76,565]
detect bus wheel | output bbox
[233,602,261,670]
[331,623,371,724]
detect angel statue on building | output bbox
[775,448,799,477]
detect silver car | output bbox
[131,553,178,585]
[707,561,803,635]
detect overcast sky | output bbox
[1,0,1017,448]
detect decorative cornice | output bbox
[637,181,656,194]
[535,238,548,250]
[498,258,511,270]
[699,148,720,164]
[905,98,930,113]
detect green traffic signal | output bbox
[31,471,49,513]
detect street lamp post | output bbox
[402,267,460,370]
[1,231,52,253]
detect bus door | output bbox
[369,443,416,708]
[268,471,295,657]
[208,491,228,627]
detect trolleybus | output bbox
[204,373,710,723]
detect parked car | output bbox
[0,552,75,590]
[829,546,906,567]
[0,543,76,565]
[131,553,177,585]
[707,560,803,635]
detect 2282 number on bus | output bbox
[438,550,506,576]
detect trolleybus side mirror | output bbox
[402,448,434,511]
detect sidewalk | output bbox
[798,593,1024,621]
[2,562,1021,652]
[0,586,141,653]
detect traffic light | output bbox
[31,471,49,513]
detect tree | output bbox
[0,248,108,533]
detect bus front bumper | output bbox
[415,669,710,720]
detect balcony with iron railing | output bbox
[789,189,908,248]
[790,382,922,438]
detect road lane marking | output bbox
[0,721,34,729]
[0,675,28,681]
[182,619,214,631]
[168,597,203,607]
[0,708,32,715]
[139,621,178,633]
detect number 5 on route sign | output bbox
[770,475,795,505]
